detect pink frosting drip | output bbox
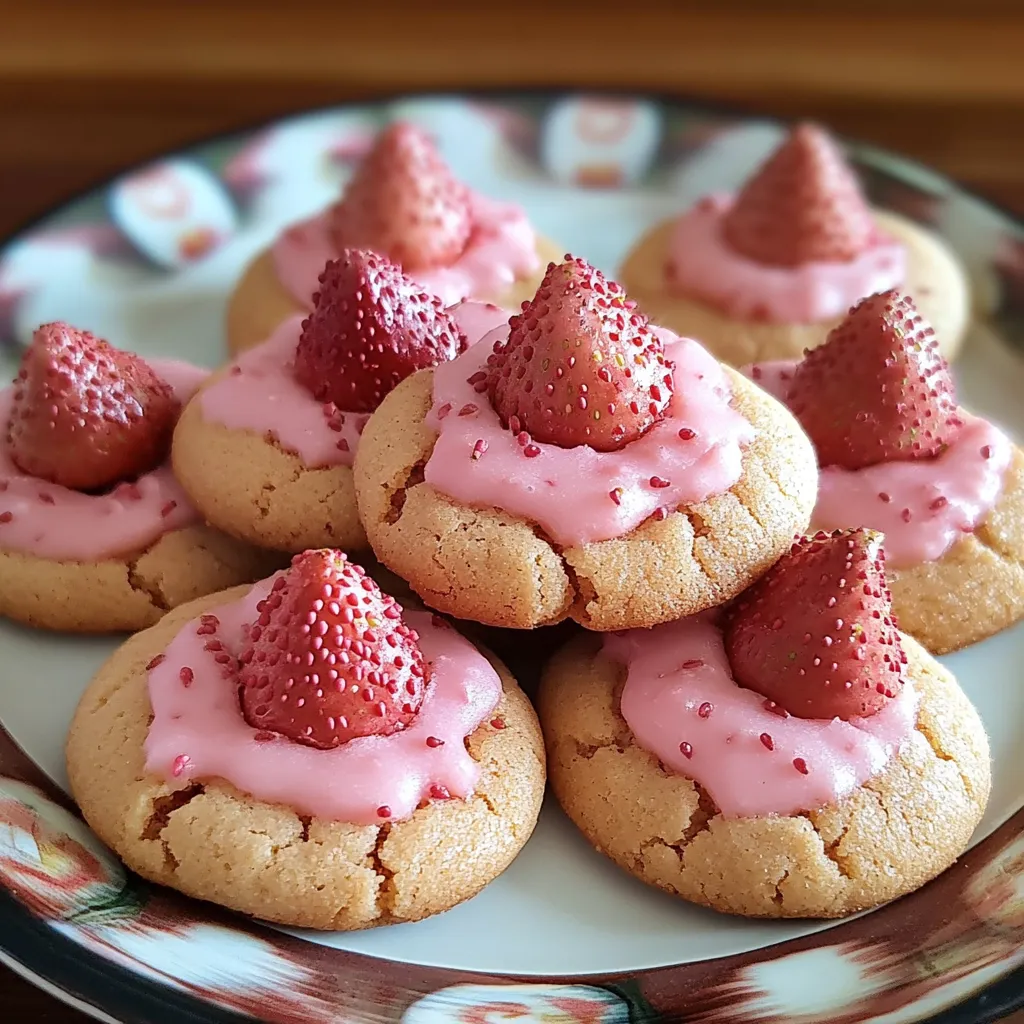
[144,577,502,825]
[605,614,918,818]
[744,360,1013,568]
[424,326,754,547]
[0,360,205,561]
[272,192,540,310]
[199,316,366,469]
[664,194,906,324]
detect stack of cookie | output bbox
[2,120,1012,930]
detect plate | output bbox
[1,91,1023,1024]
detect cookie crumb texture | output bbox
[353,367,817,630]
[66,588,546,930]
[889,446,1024,654]
[537,633,990,918]
[225,236,567,357]
[0,528,281,633]
[172,393,367,554]
[618,210,969,367]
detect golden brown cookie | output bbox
[171,381,366,555]
[65,586,546,930]
[353,366,817,631]
[0,527,282,633]
[537,630,990,919]
[618,211,969,367]
[888,446,1024,655]
[226,234,566,357]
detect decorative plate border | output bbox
[0,91,1022,1024]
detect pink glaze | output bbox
[665,194,906,324]
[606,614,918,818]
[144,578,501,825]
[199,316,366,469]
[198,302,508,470]
[272,192,539,310]
[744,360,1014,568]
[0,360,205,561]
[449,298,513,346]
[424,325,754,547]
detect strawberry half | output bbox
[239,550,427,749]
[787,290,962,470]
[5,322,179,491]
[722,123,875,267]
[487,256,674,451]
[724,529,906,721]
[330,121,472,272]
[293,250,467,412]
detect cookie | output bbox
[355,257,817,632]
[176,253,487,557]
[619,124,968,368]
[354,360,816,632]
[225,120,564,356]
[744,291,1023,655]
[537,628,990,919]
[66,577,546,930]
[0,526,281,633]
[227,235,566,358]
[1,324,278,633]
[171,374,367,555]
[619,210,968,367]
[888,445,1024,654]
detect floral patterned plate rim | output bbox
[0,90,1023,1024]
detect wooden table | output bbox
[1,2,1022,1020]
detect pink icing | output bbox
[605,614,918,818]
[272,192,539,310]
[199,316,366,469]
[424,326,754,547]
[144,577,501,825]
[198,302,508,470]
[744,360,1014,568]
[664,194,906,324]
[0,360,205,561]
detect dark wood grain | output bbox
[0,2,1022,1020]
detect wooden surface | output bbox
[1,2,1022,1021]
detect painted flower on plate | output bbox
[0,777,126,920]
[402,984,629,1024]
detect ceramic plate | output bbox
[0,92,1023,1024]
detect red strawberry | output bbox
[293,250,467,412]
[722,123,875,267]
[487,256,673,451]
[5,322,179,491]
[724,529,906,721]
[330,121,471,271]
[239,549,427,749]
[787,290,962,470]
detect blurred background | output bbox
[1,0,1022,238]
[0,1,1022,1019]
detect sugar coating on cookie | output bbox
[538,628,990,919]
[66,564,546,930]
[225,121,561,356]
[618,124,968,366]
[355,261,818,631]
[0,325,276,632]
[742,292,1023,654]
